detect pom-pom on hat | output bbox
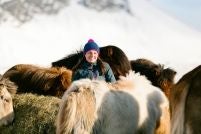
[84,39,100,54]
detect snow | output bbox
[0,0,201,82]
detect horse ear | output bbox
[155,70,160,76]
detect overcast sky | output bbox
[151,0,201,32]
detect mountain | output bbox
[0,0,201,81]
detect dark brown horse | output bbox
[170,65,201,134]
[130,58,176,99]
[52,45,131,80]
[3,64,72,97]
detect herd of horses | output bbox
[0,45,200,134]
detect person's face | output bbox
[85,50,99,63]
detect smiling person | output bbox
[72,39,116,83]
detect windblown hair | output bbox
[56,71,170,134]
[0,75,17,96]
[3,64,72,97]
[130,58,176,99]
[52,45,131,79]
[170,65,201,134]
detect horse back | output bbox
[170,65,201,134]
[185,67,201,133]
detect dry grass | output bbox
[0,93,60,134]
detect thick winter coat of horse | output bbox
[3,64,72,97]
[52,45,131,80]
[0,75,17,126]
[130,58,176,99]
[170,65,201,134]
[56,71,170,134]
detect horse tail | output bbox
[170,65,201,134]
[56,82,96,134]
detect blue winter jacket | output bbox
[72,61,116,83]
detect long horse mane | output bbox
[0,77,17,95]
[3,64,72,97]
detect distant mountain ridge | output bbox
[0,0,131,24]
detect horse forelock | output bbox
[57,78,97,134]
[0,78,17,95]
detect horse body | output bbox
[170,65,201,134]
[0,76,17,126]
[3,64,72,97]
[56,71,170,134]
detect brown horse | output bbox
[3,64,72,97]
[56,71,170,134]
[130,58,176,99]
[170,65,201,134]
[52,45,131,80]
[0,75,17,126]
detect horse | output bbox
[52,45,131,80]
[170,65,201,134]
[130,58,177,99]
[3,64,72,98]
[0,75,17,126]
[56,71,170,134]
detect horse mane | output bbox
[52,50,83,69]
[56,79,96,134]
[99,45,131,79]
[130,58,176,99]
[130,58,165,85]
[0,77,17,95]
[3,64,72,97]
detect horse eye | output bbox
[4,99,10,103]
[0,95,3,100]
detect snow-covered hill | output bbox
[0,0,201,81]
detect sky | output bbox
[0,0,201,82]
[151,0,201,32]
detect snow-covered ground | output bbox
[0,0,201,82]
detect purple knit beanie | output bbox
[84,39,100,54]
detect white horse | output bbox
[0,76,17,126]
[56,71,170,134]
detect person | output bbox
[72,39,116,83]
